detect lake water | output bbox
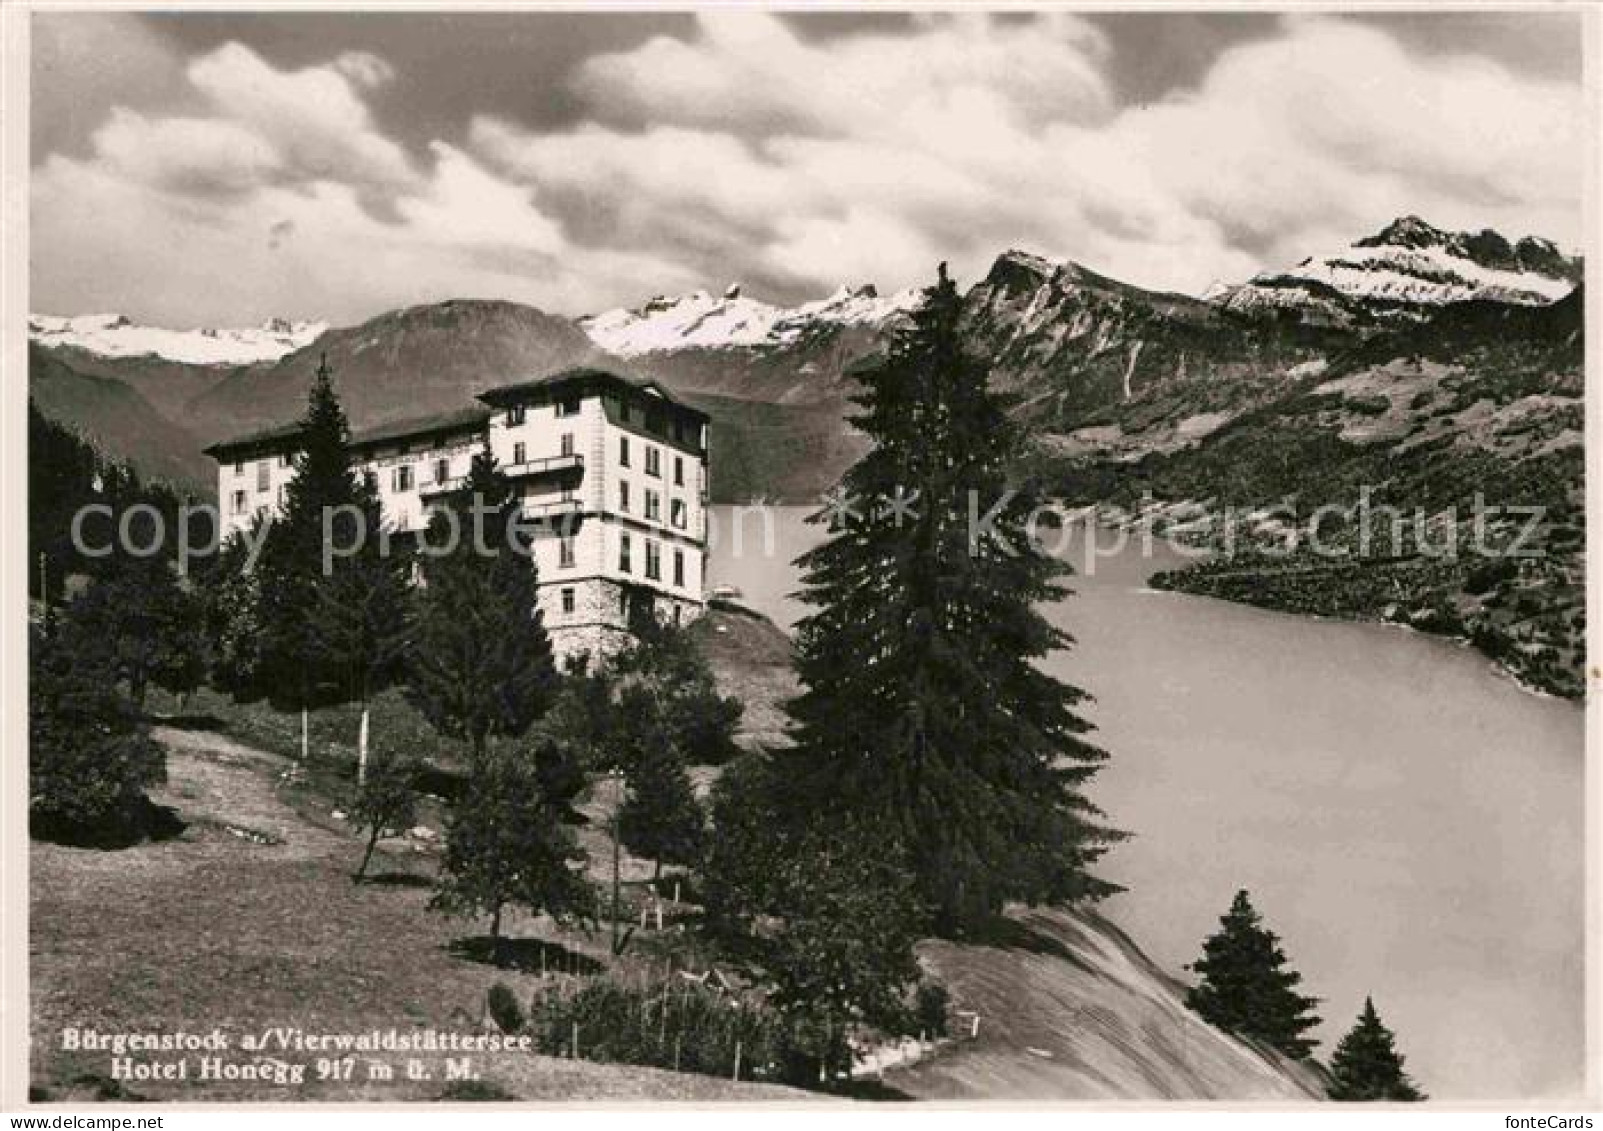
[706,504,1585,1101]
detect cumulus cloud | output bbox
[470,12,1581,301]
[186,42,418,195]
[29,11,1583,326]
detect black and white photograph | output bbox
[5,2,1597,1116]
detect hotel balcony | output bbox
[505,453,585,479]
[521,497,583,522]
[419,475,470,500]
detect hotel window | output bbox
[618,481,630,512]
[233,460,244,476]
[280,452,294,468]
[508,405,526,426]
[557,398,580,418]
[363,470,378,493]
[277,486,287,506]
[560,587,575,615]
[674,456,684,486]
[232,489,246,514]
[645,540,661,581]
[434,458,450,485]
[560,433,574,457]
[513,441,526,466]
[257,461,271,492]
[619,435,631,467]
[645,489,661,522]
[645,447,661,478]
[670,499,687,529]
[559,536,576,569]
[673,548,685,588]
[393,465,413,492]
[619,533,632,574]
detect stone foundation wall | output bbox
[540,577,704,671]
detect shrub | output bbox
[30,626,165,840]
[487,981,524,1034]
[527,975,843,1088]
[437,1079,515,1101]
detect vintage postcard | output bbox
[4,2,1597,1117]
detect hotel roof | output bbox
[476,366,708,421]
[204,404,491,461]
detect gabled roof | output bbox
[477,366,708,421]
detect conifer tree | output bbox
[617,714,707,882]
[1327,997,1425,1101]
[782,263,1122,931]
[1185,889,1323,1059]
[253,355,368,752]
[406,450,557,761]
[310,484,411,784]
[430,746,594,958]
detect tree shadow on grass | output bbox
[31,797,186,850]
[148,712,227,732]
[956,913,1095,975]
[358,871,434,889]
[826,1077,914,1101]
[446,935,605,975]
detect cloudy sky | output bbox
[30,9,1586,328]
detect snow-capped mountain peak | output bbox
[29,312,327,365]
[578,281,921,357]
[1207,217,1581,325]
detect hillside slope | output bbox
[28,345,213,493]
[895,907,1326,1100]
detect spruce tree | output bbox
[406,450,557,761]
[782,263,1122,931]
[1185,889,1323,1059]
[253,355,368,741]
[430,746,594,958]
[310,477,411,784]
[617,711,707,881]
[1327,997,1425,1101]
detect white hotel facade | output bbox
[205,367,710,664]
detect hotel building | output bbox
[204,367,710,664]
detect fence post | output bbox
[733,1039,742,1081]
[572,1021,579,1060]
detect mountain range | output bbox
[28,216,1585,694]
